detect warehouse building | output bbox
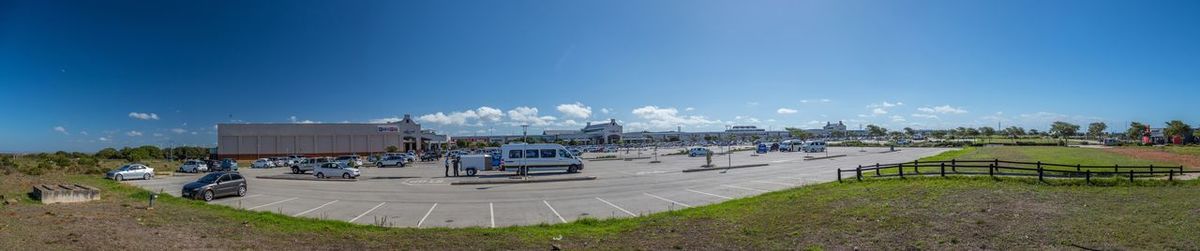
[217,115,449,160]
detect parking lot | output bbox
[127,147,950,228]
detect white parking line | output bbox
[753,180,795,186]
[644,193,691,208]
[595,197,636,216]
[247,197,298,210]
[686,189,732,199]
[350,202,386,223]
[294,200,339,217]
[417,203,438,228]
[543,200,567,223]
[212,194,262,205]
[721,184,769,193]
[489,203,496,228]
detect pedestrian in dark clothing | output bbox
[452,157,460,177]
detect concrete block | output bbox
[33,184,100,204]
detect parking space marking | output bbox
[417,203,438,228]
[247,197,298,210]
[596,197,636,217]
[686,189,732,199]
[753,180,795,186]
[294,200,339,217]
[211,194,262,206]
[721,184,769,192]
[489,203,495,228]
[543,200,567,223]
[643,193,691,208]
[349,202,386,223]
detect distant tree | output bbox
[1126,122,1148,140]
[386,145,399,153]
[928,130,947,139]
[785,127,812,140]
[1029,129,1041,135]
[454,140,469,149]
[1004,126,1026,138]
[978,127,995,138]
[866,125,887,138]
[1049,121,1081,138]
[1087,122,1108,140]
[903,127,915,137]
[95,148,121,159]
[1164,120,1193,143]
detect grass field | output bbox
[918,146,1178,166]
[3,169,1199,249]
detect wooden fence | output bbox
[837,159,1197,184]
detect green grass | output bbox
[4,173,1199,249]
[863,146,1182,176]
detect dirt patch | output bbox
[1103,148,1200,169]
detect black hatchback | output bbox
[182,172,247,201]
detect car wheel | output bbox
[342,173,351,179]
[203,190,214,201]
[292,167,300,174]
[466,168,477,176]
[375,162,383,167]
[237,186,246,197]
[143,173,151,180]
[115,174,123,181]
[316,172,324,179]
[568,165,578,173]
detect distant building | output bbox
[216,114,449,160]
[452,120,789,144]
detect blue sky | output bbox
[2,0,1198,152]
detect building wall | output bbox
[217,122,422,160]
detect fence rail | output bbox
[837,159,1197,184]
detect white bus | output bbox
[499,143,584,175]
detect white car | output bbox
[314,162,360,179]
[251,158,275,168]
[375,155,407,167]
[106,164,154,181]
[688,147,712,157]
[335,155,364,167]
[801,141,827,153]
[178,160,209,173]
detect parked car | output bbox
[420,152,440,162]
[251,158,275,168]
[801,140,827,153]
[313,162,360,179]
[335,155,363,167]
[268,157,287,167]
[499,143,583,175]
[291,157,332,174]
[181,171,247,201]
[688,147,712,157]
[106,163,154,181]
[178,160,209,173]
[375,155,407,167]
[217,158,239,172]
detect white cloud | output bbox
[190,131,197,135]
[128,112,159,120]
[415,106,505,125]
[776,108,798,114]
[126,131,143,137]
[53,126,68,135]
[800,99,833,103]
[80,131,88,136]
[891,115,907,122]
[685,107,695,111]
[917,105,968,114]
[865,101,903,117]
[170,128,188,134]
[600,108,611,114]
[507,106,557,126]
[868,102,903,108]
[152,133,164,137]
[555,102,592,119]
[98,137,110,142]
[631,105,719,130]
[911,113,940,119]
[872,108,889,115]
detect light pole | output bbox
[521,124,529,179]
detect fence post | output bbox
[989,163,994,177]
[1086,170,1091,185]
[837,168,842,183]
[1038,163,1044,182]
[1150,164,1154,173]
[1129,169,1134,183]
[1114,164,1118,173]
[875,163,880,176]
[994,158,998,168]
[1076,164,1080,172]
[856,165,862,181]
[914,160,920,174]
[1169,169,1174,181]
[940,162,945,177]
[951,159,957,173]
[899,163,905,178]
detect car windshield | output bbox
[197,173,222,183]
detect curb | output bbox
[682,163,770,173]
[451,176,597,185]
[804,154,847,161]
[255,175,359,182]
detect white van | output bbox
[500,143,583,175]
[801,140,826,152]
[779,140,799,152]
